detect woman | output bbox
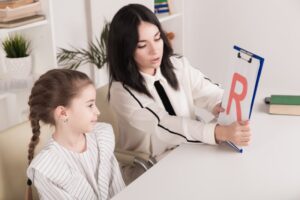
[107,4,251,183]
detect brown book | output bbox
[0,11,38,22]
[0,14,45,28]
[0,0,34,9]
[0,1,41,18]
[269,104,300,116]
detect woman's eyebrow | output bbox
[138,31,160,42]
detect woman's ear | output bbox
[53,106,68,122]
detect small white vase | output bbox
[5,56,32,79]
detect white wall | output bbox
[52,1,300,93]
[52,0,153,87]
[89,0,152,87]
[52,0,92,77]
[184,0,300,94]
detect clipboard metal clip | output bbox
[237,49,253,63]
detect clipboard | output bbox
[218,45,264,152]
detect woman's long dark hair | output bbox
[107,4,179,98]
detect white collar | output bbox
[140,68,167,90]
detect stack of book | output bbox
[154,0,172,15]
[0,0,45,28]
[268,95,300,116]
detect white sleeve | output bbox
[94,123,125,198]
[108,155,126,198]
[110,84,218,146]
[181,57,224,112]
[33,170,73,200]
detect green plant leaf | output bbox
[57,21,110,70]
[1,34,30,58]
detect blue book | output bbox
[154,0,169,14]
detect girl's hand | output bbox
[212,103,225,117]
[215,120,251,146]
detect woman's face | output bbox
[134,21,164,75]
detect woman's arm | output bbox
[110,83,218,146]
[179,57,224,113]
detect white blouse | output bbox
[110,56,224,159]
[27,123,125,200]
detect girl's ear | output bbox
[53,106,68,121]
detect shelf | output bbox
[0,19,48,36]
[157,12,182,23]
[0,0,56,135]
[0,75,35,91]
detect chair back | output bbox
[0,121,52,199]
[96,84,120,144]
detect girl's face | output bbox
[134,21,164,75]
[66,84,100,133]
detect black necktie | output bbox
[154,80,176,116]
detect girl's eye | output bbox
[88,104,94,108]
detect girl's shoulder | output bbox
[28,141,59,167]
[91,122,114,138]
[90,122,115,151]
[27,141,68,179]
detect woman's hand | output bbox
[212,103,225,117]
[215,121,251,146]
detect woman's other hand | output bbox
[212,103,225,117]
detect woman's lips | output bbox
[151,57,160,63]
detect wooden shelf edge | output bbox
[158,12,182,23]
[0,19,48,35]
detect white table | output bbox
[113,95,300,200]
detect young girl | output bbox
[26,69,125,199]
[107,4,251,182]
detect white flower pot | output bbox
[5,56,32,79]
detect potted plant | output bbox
[2,34,32,79]
[57,22,109,70]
